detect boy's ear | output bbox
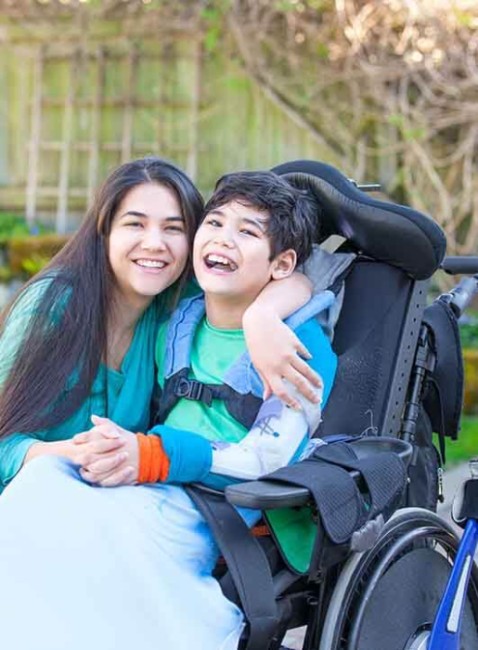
[271,249,297,280]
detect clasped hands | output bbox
[72,415,139,487]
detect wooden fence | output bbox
[0,19,339,232]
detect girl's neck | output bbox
[109,289,151,333]
[106,292,151,370]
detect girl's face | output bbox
[108,182,189,309]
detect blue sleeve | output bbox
[148,424,212,484]
[294,319,337,406]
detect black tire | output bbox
[319,508,478,650]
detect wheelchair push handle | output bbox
[442,276,478,318]
[441,255,478,276]
[438,256,478,318]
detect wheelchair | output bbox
[188,160,478,650]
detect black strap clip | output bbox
[174,377,213,406]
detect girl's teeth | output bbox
[136,260,166,268]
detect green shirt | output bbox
[156,317,249,444]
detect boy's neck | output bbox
[204,294,252,330]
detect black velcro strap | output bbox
[263,442,407,545]
[311,442,407,518]
[185,487,280,650]
[264,461,365,544]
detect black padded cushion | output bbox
[318,260,412,438]
[272,160,446,280]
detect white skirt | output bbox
[0,456,259,650]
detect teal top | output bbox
[0,279,167,490]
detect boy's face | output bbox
[193,200,296,304]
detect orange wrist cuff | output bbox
[137,433,170,484]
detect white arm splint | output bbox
[210,381,324,481]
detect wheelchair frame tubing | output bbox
[427,518,478,650]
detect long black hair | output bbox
[0,157,203,439]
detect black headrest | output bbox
[272,160,446,281]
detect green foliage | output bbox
[0,213,53,244]
[316,42,329,60]
[0,266,13,282]
[21,254,52,278]
[445,417,478,466]
[460,320,478,349]
[454,8,474,28]
[387,114,426,141]
[8,233,69,278]
[0,214,34,244]
[201,2,231,52]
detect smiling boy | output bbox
[152,171,337,483]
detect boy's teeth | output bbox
[207,254,230,264]
[136,259,166,268]
[205,254,237,270]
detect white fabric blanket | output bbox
[0,456,259,650]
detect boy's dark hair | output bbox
[205,171,319,265]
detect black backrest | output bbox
[319,258,428,439]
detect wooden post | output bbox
[26,47,44,225]
[56,51,79,233]
[186,38,202,182]
[121,45,137,163]
[87,47,105,206]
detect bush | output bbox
[0,214,50,245]
[460,320,478,350]
[8,234,69,278]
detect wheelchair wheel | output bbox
[319,508,478,650]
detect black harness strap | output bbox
[157,369,262,429]
[185,487,280,650]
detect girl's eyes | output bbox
[240,228,258,237]
[122,221,184,234]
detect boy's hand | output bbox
[243,312,323,409]
[74,415,139,487]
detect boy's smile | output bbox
[203,252,238,273]
[193,200,296,328]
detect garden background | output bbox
[0,0,477,458]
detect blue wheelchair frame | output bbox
[423,267,478,650]
[429,516,478,649]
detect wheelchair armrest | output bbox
[225,436,413,510]
[225,480,311,510]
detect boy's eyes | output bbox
[203,218,259,237]
[205,217,222,227]
[165,225,185,233]
[240,228,258,237]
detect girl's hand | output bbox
[243,310,323,409]
[74,415,139,487]
[24,429,127,469]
